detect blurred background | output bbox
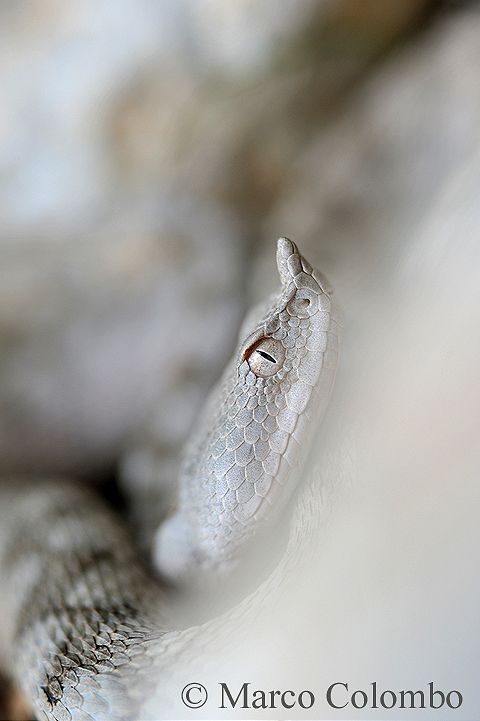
[1,0,477,481]
[2,1,480,718]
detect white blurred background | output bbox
[0,0,452,481]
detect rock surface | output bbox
[0,0,432,479]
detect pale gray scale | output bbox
[244,459,263,484]
[264,399,275,414]
[264,316,280,335]
[285,381,312,414]
[94,634,111,649]
[276,408,298,434]
[318,293,331,312]
[53,701,71,721]
[236,482,255,504]
[222,490,238,512]
[260,428,269,441]
[253,405,268,423]
[202,436,222,458]
[269,428,289,454]
[218,510,236,527]
[234,442,255,467]
[63,677,88,706]
[89,676,122,697]
[301,256,313,274]
[263,414,277,434]
[234,408,253,429]
[253,439,270,461]
[298,352,323,386]
[235,393,249,410]
[310,311,330,333]
[227,403,242,420]
[215,474,229,498]
[225,464,246,491]
[243,420,261,444]
[246,396,258,410]
[286,253,303,277]
[274,392,286,410]
[233,494,263,523]
[219,416,237,438]
[212,449,236,477]
[266,402,279,417]
[280,379,291,394]
[47,677,63,701]
[287,295,313,318]
[312,330,328,353]
[46,656,62,677]
[273,327,287,341]
[254,474,273,498]
[267,383,280,399]
[283,335,296,349]
[262,453,280,477]
[283,435,301,468]
[279,310,289,322]
[293,271,319,293]
[225,427,245,451]
[323,347,338,371]
[238,360,250,377]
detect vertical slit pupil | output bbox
[256,350,276,363]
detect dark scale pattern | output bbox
[0,481,165,721]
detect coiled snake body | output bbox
[0,239,339,720]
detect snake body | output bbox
[0,239,339,720]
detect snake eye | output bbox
[244,337,285,377]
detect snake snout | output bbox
[276,237,301,286]
[277,237,333,298]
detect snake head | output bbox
[154,239,339,582]
[240,238,333,384]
